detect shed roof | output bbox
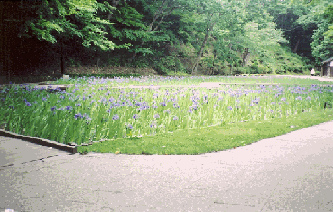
[322,57,333,64]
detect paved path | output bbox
[1,120,333,212]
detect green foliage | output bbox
[23,0,118,51]
[7,0,331,76]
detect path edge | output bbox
[0,129,77,153]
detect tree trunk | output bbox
[293,39,300,53]
[191,32,210,74]
[242,48,249,67]
[191,14,217,75]
[60,40,65,75]
[107,0,120,20]
[130,0,177,62]
[1,1,13,83]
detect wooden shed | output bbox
[321,57,333,77]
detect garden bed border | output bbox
[0,129,77,153]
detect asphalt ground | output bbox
[1,75,333,211]
[1,120,333,212]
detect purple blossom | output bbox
[42,97,47,101]
[296,96,302,101]
[173,116,179,120]
[163,110,171,114]
[133,114,139,119]
[112,114,119,120]
[252,98,260,104]
[160,102,166,106]
[127,124,133,130]
[74,113,83,119]
[227,106,232,110]
[99,98,107,103]
[76,103,81,107]
[65,106,72,110]
[281,98,286,102]
[25,102,32,106]
[154,114,160,119]
[306,96,311,101]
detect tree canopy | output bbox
[1,0,332,78]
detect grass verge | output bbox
[77,108,333,155]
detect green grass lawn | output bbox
[78,108,333,155]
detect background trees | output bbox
[1,0,332,79]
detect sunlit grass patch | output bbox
[78,109,333,155]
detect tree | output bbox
[21,0,120,74]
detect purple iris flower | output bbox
[74,113,83,119]
[227,106,232,110]
[133,114,139,119]
[65,106,72,110]
[113,114,119,120]
[42,97,47,101]
[154,114,160,119]
[296,96,302,101]
[173,116,179,120]
[25,102,32,106]
[127,124,133,130]
[160,102,166,106]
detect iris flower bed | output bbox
[54,75,328,86]
[1,76,333,146]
